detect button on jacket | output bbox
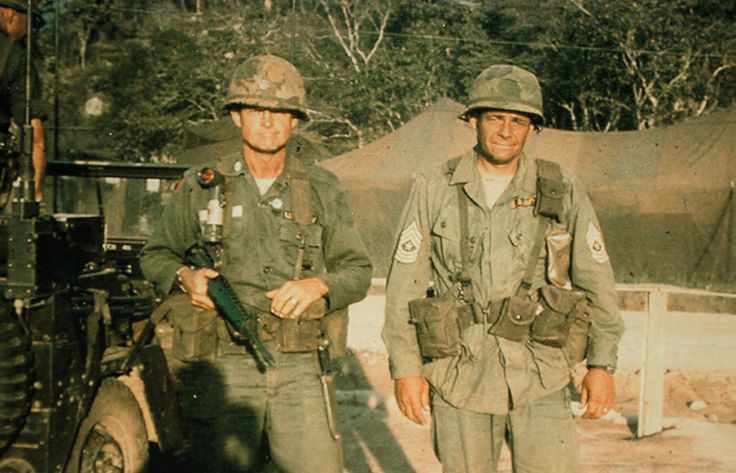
[383,150,624,414]
[141,152,372,315]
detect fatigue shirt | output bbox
[0,31,45,135]
[383,150,624,414]
[140,152,372,317]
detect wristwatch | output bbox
[587,364,616,374]
[175,266,190,293]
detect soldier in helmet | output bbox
[141,55,372,472]
[0,0,46,202]
[383,64,624,472]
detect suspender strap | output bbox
[517,159,565,296]
[455,183,475,304]
[450,158,567,300]
[285,158,313,280]
[516,218,549,296]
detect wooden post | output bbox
[637,288,667,437]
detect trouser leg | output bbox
[507,389,578,473]
[267,352,343,473]
[176,357,267,473]
[431,393,504,473]
[176,350,342,473]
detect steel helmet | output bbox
[224,54,308,119]
[0,1,27,13]
[463,64,545,126]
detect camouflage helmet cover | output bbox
[463,64,545,125]
[0,1,28,13]
[225,54,307,119]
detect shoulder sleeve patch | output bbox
[394,221,422,264]
[586,222,610,264]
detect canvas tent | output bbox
[322,98,736,293]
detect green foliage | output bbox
[31,0,736,160]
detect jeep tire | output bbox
[0,305,34,453]
[66,378,148,473]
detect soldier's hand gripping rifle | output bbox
[188,167,275,369]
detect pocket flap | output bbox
[538,177,566,199]
[409,294,458,324]
[502,295,539,326]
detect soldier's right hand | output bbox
[177,267,218,311]
[395,376,430,425]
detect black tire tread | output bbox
[0,307,34,453]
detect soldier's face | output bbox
[470,110,533,166]
[230,108,297,155]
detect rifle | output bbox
[185,243,275,370]
[187,166,275,370]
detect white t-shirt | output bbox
[255,177,276,195]
[481,173,513,209]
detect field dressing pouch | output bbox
[492,295,541,341]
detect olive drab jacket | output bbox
[140,152,372,323]
[382,150,624,414]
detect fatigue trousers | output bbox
[176,345,343,473]
[432,389,577,473]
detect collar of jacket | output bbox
[215,150,306,185]
[449,148,538,201]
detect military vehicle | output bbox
[0,154,188,473]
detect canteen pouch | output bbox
[491,295,539,342]
[171,306,219,362]
[409,294,462,359]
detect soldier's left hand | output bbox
[580,368,616,419]
[266,278,329,319]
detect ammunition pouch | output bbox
[491,295,540,342]
[214,319,250,356]
[262,301,349,358]
[408,294,479,359]
[275,318,322,353]
[168,302,219,362]
[531,285,592,366]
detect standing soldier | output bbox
[140,54,372,473]
[0,0,46,202]
[383,64,625,472]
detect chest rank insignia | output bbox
[394,221,422,264]
[511,195,536,209]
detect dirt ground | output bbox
[331,293,736,472]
